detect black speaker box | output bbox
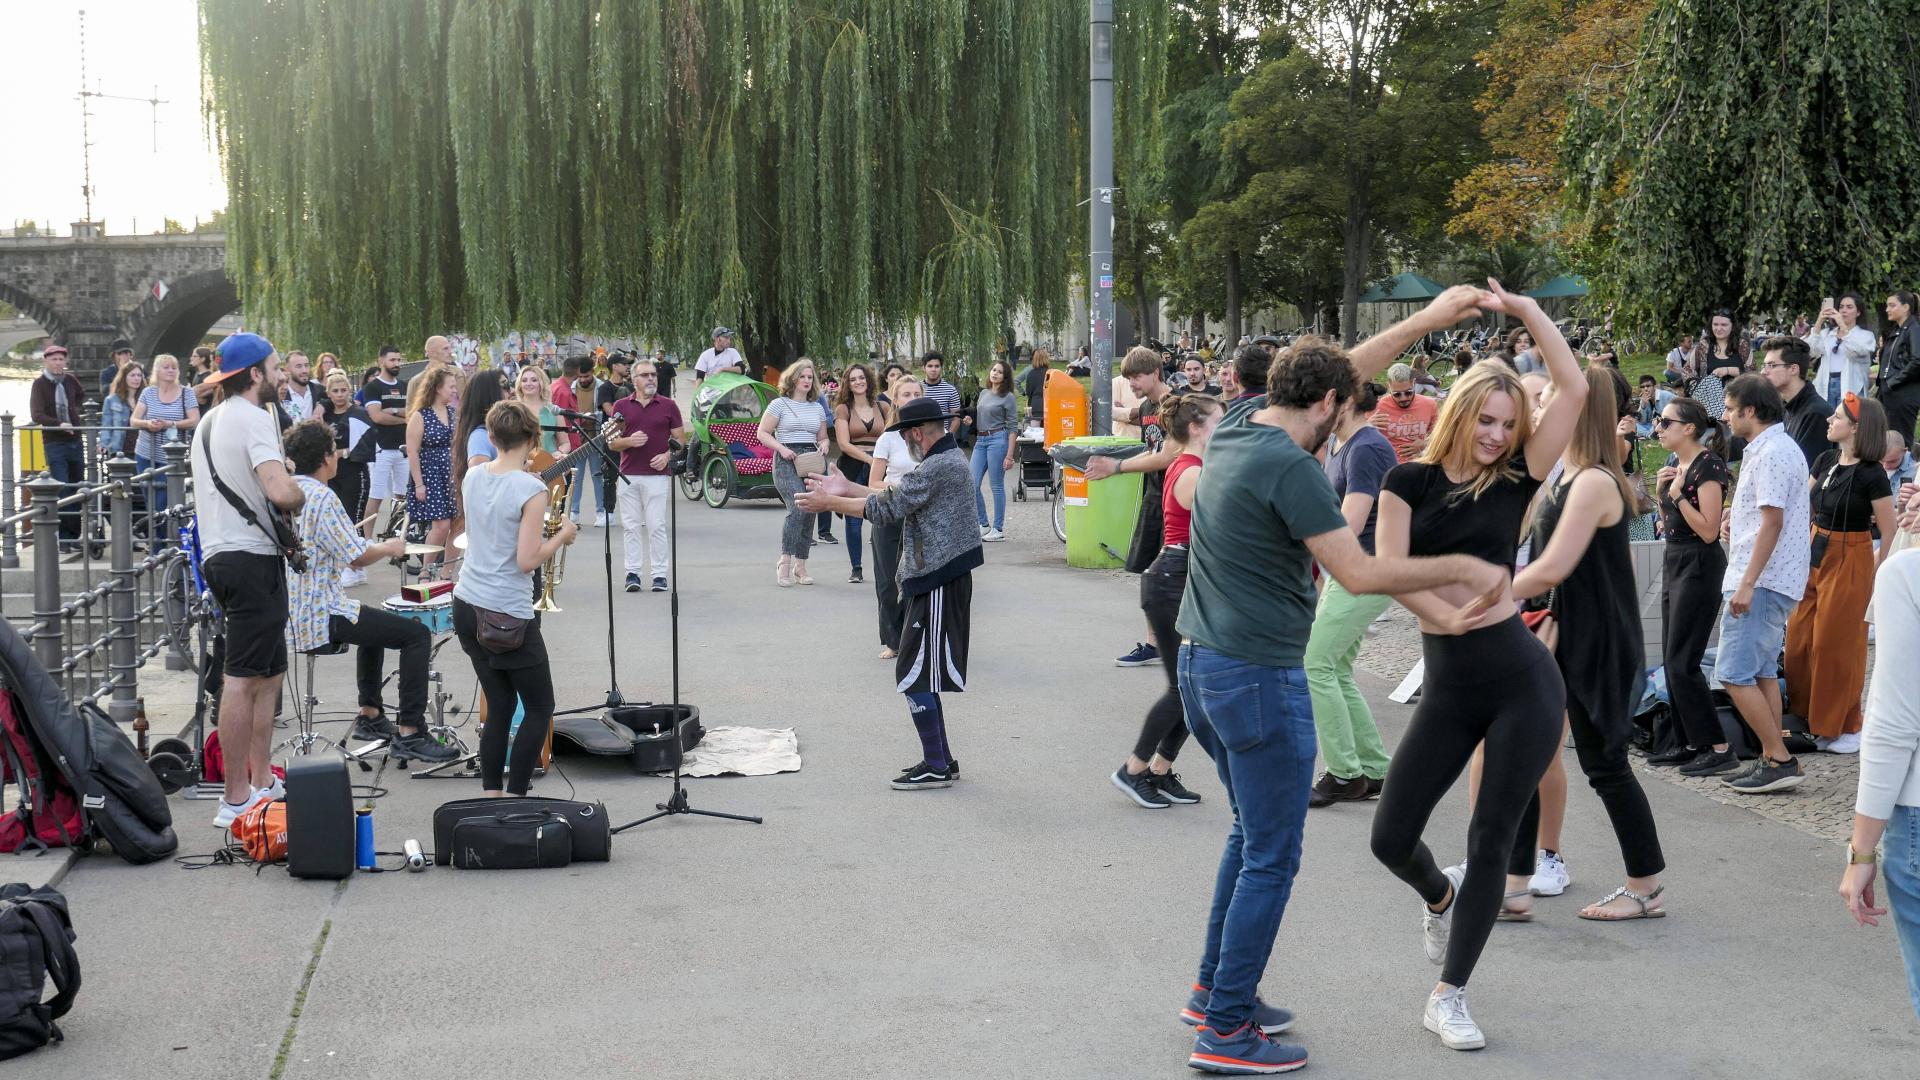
[284,755,355,879]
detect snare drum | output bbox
[382,594,454,635]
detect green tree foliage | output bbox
[1161,2,1490,344]
[1567,0,1920,337]
[199,0,1165,364]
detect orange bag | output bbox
[231,798,288,863]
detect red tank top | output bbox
[1162,453,1202,545]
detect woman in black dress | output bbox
[1646,396,1735,774]
[1509,366,1667,921]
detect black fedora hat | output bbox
[886,396,955,433]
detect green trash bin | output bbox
[1057,435,1144,569]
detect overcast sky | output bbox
[1,0,227,235]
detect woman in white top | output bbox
[1806,292,1878,403]
[1841,516,1920,1017]
[758,360,829,586]
[451,401,577,797]
[869,378,923,658]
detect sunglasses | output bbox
[1653,416,1680,429]
[1391,390,1415,401]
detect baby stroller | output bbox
[1011,419,1055,503]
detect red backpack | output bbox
[0,692,84,854]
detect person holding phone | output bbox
[1807,293,1878,404]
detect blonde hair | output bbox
[779,359,820,402]
[324,370,353,392]
[516,363,551,405]
[1419,362,1533,501]
[149,352,180,385]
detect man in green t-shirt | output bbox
[1175,291,1508,1075]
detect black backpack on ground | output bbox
[0,884,79,1060]
[77,702,177,865]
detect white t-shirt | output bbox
[872,431,919,487]
[191,396,287,558]
[1724,423,1812,600]
[283,381,318,423]
[695,347,743,376]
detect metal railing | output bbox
[0,418,198,723]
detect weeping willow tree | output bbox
[200,0,1167,365]
[1564,1,1920,337]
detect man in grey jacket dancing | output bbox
[800,397,983,789]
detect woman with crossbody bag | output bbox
[451,401,577,797]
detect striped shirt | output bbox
[922,378,962,420]
[766,396,823,445]
[286,475,369,652]
[135,385,193,462]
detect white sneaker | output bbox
[1824,732,1862,755]
[1423,986,1486,1050]
[212,788,269,829]
[593,511,609,527]
[980,524,991,536]
[982,529,1006,542]
[257,776,286,802]
[1529,850,1570,897]
[1423,863,1466,965]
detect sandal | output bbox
[1497,890,1533,923]
[1578,884,1666,921]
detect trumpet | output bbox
[533,471,573,613]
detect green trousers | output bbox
[1304,579,1393,780]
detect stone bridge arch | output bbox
[127,269,240,360]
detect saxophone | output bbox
[533,470,573,613]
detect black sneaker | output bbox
[391,731,460,763]
[651,576,668,593]
[625,573,643,593]
[1364,776,1385,799]
[1677,747,1739,776]
[1724,755,1805,793]
[1111,766,1171,808]
[816,531,839,545]
[1646,745,1700,766]
[1307,771,1368,808]
[350,713,399,742]
[892,761,953,790]
[848,566,864,584]
[1153,771,1202,804]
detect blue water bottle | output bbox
[355,806,375,871]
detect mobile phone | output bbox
[1822,296,1835,312]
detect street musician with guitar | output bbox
[452,400,580,797]
[191,333,311,829]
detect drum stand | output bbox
[404,635,481,780]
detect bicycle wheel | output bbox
[160,556,205,674]
[1051,466,1067,543]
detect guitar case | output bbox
[550,714,636,756]
[611,705,704,774]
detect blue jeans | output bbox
[1886,805,1920,1017]
[42,438,83,540]
[970,430,1009,530]
[569,449,608,515]
[1713,586,1796,686]
[1178,644,1317,1033]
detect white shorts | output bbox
[369,448,409,501]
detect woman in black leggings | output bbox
[1371,282,1586,1051]
[1509,367,1667,921]
[1109,393,1223,809]
[1648,397,1733,773]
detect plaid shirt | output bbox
[286,475,370,652]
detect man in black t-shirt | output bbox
[1761,335,1835,465]
[357,344,410,539]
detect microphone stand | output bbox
[614,438,762,832]
[552,410,632,715]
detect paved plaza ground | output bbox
[23,453,1920,1079]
